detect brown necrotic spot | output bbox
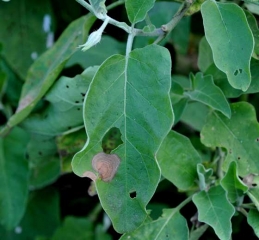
[92,152,120,182]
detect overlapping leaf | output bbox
[192,185,235,240]
[0,14,96,136]
[125,0,155,23]
[201,102,259,176]
[72,45,174,233]
[221,161,248,202]
[185,72,231,118]
[0,127,30,230]
[120,209,188,240]
[157,131,201,190]
[201,0,254,91]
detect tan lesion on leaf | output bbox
[16,94,34,113]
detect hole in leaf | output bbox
[75,101,79,104]
[66,85,69,88]
[82,98,84,102]
[234,70,238,76]
[102,127,123,154]
[38,151,42,156]
[81,93,85,97]
[129,191,137,198]
[67,126,72,130]
[237,156,241,160]
[77,108,80,111]
[252,183,257,187]
[234,69,243,76]
[256,138,259,142]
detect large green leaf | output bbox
[185,73,231,118]
[201,102,259,176]
[0,127,30,230]
[21,67,97,136]
[0,188,60,240]
[120,208,188,240]
[0,14,96,137]
[72,45,174,233]
[192,185,235,240]
[0,0,54,79]
[248,209,259,238]
[221,161,248,203]
[157,130,201,190]
[201,0,254,91]
[125,0,155,24]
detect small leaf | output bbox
[201,102,259,176]
[0,127,30,230]
[185,72,231,118]
[248,209,259,237]
[221,161,249,203]
[120,208,189,240]
[157,131,201,190]
[189,224,209,240]
[72,45,174,233]
[51,216,94,240]
[197,164,213,191]
[0,14,96,136]
[201,0,254,91]
[192,185,235,240]
[125,0,155,23]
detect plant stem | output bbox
[217,148,225,179]
[237,207,248,217]
[126,27,135,57]
[175,194,193,211]
[75,0,93,12]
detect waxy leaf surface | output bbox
[193,185,235,240]
[72,45,174,233]
[201,0,254,91]
[201,102,259,176]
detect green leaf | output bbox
[51,216,93,240]
[21,67,97,136]
[125,0,155,24]
[198,37,214,73]
[206,59,259,98]
[72,45,174,233]
[180,102,210,131]
[134,2,190,54]
[0,187,60,240]
[27,134,60,189]
[247,188,259,211]
[189,224,209,240]
[248,209,259,237]
[56,129,86,173]
[0,0,54,79]
[192,185,235,240]
[221,161,248,203]
[201,102,259,176]
[120,208,188,240]
[0,14,96,137]
[157,130,201,190]
[185,72,231,118]
[0,127,30,230]
[197,164,213,191]
[245,11,259,59]
[66,36,125,69]
[201,0,254,91]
